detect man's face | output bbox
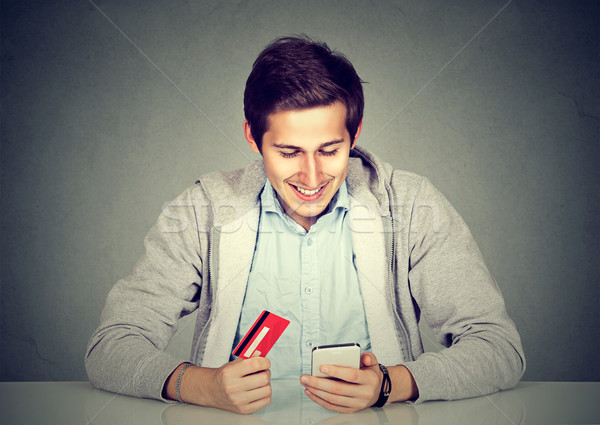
[244,102,361,231]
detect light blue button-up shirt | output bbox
[232,179,371,378]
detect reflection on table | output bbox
[1,380,599,425]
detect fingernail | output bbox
[321,366,328,374]
[301,376,308,385]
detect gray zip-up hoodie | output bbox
[86,146,525,403]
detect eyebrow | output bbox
[272,139,345,150]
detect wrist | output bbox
[181,365,218,407]
[372,364,391,407]
[164,363,189,401]
[176,363,193,402]
[164,363,216,406]
[387,365,419,402]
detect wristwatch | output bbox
[373,363,391,407]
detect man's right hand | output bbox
[164,357,272,414]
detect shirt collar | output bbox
[260,179,284,215]
[330,180,349,213]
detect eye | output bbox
[280,151,299,158]
[320,149,338,157]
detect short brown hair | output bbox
[244,35,364,150]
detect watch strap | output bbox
[373,363,391,407]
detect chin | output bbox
[299,207,327,219]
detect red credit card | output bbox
[232,310,290,359]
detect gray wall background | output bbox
[1,0,598,382]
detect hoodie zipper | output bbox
[387,200,415,362]
[192,227,217,364]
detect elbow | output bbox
[84,335,108,390]
[84,341,99,387]
[501,342,526,390]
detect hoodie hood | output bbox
[348,146,394,215]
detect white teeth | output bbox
[295,185,322,196]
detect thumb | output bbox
[361,351,378,368]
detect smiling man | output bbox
[245,102,357,231]
[86,36,525,414]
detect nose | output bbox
[299,153,322,188]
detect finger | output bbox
[243,384,273,415]
[236,381,272,404]
[240,392,272,415]
[236,356,271,376]
[219,359,270,392]
[302,372,378,402]
[305,385,354,407]
[317,364,366,384]
[302,374,361,398]
[226,384,272,415]
[304,387,362,414]
[241,369,271,391]
[360,352,378,368]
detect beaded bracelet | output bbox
[176,363,192,403]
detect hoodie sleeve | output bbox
[85,187,202,401]
[401,177,525,402]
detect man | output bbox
[86,36,525,414]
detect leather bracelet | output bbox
[176,363,192,403]
[373,364,391,407]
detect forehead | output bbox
[264,102,349,146]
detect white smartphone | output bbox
[311,343,361,377]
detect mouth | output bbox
[289,182,328,201]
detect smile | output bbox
[289,182,328,200]
[296,186,321,195]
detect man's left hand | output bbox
[300,351,382,413]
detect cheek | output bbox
[264,156,288,180]
[324,158,350,177]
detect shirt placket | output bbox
[300,227,320,375]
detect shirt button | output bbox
[305,287,313,294]
[306,238,313,246]
[306,341,313,348]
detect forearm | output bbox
[401,336,525,402]
[387,365,419,403]
[86,332,183,400]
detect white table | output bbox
[1,380,599,425]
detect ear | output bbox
[350,119,363,150]
[243,120,261,154]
